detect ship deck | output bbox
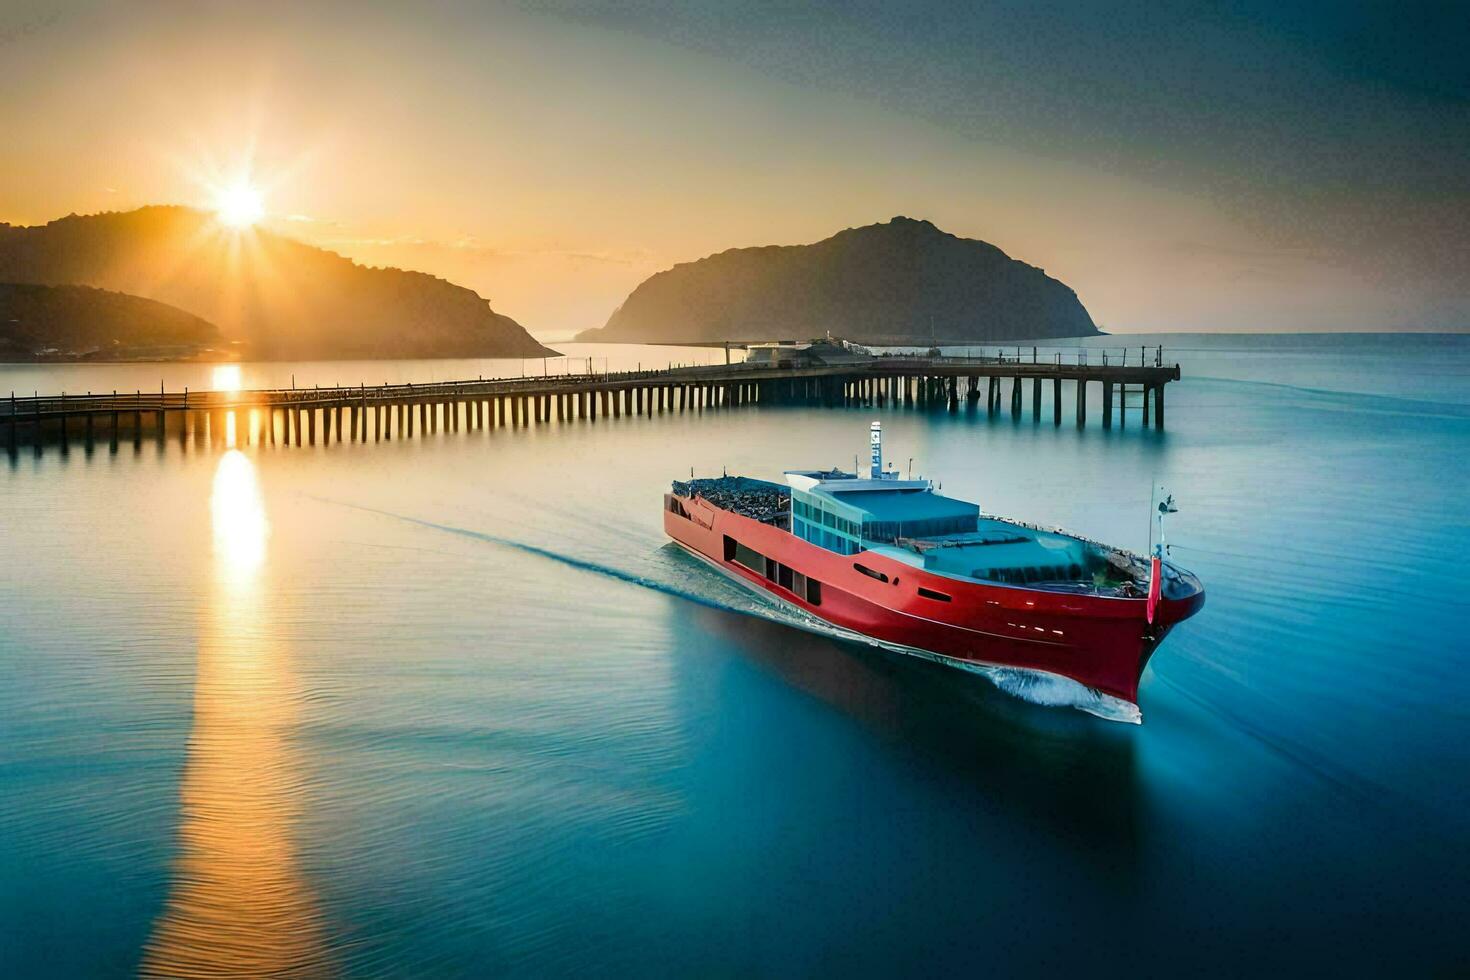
[672,476,791,526]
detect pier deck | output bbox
[4,348,1179,453]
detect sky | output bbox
[1,0,1465,337]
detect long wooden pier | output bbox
[3,347,1179,455]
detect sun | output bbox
[214,182,265,228]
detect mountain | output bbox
[0,282,222,360]
[576,217,1099,345]
[0,207,556,360]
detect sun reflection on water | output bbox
[211,450,266,579]
[143,451,328,976]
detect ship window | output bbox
[854,563,889,583]
[766,559,779,582]
[806,578,822,605]
[778,564,794,591]
[732,540,766,575]
[667,496,689,518]
[792,570,807,598]
[725,536,767,574]
[918,586,952,602]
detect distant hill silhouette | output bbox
[577,216,1099,345]
[0,282,222,360]
[0,206,556,360]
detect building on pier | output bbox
[744,338,873,368]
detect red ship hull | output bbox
[665,493,1204,707]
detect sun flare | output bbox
[215,183,265,228]
[212,364,243,392]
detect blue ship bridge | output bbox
[784,469,979,556]
[783,468,1142,591]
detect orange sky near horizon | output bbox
[1,1,1464,338]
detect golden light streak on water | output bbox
[142,451,330,977]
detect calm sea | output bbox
[2,334,1467,976]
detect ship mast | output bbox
[1155,489,1177,558]
[869,420,882,479]
[1148,487,1177,624]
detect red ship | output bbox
[664,423,1204,716]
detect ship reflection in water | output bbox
[141,450,328,977]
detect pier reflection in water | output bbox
[141,450,328,977]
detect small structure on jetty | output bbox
[744,338,875,368]
[4,344,1179,455]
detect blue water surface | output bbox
[2,335,1467,976]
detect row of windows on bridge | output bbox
[792,517,861,556]
[793,494,980,552]
[792,497,860,537]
